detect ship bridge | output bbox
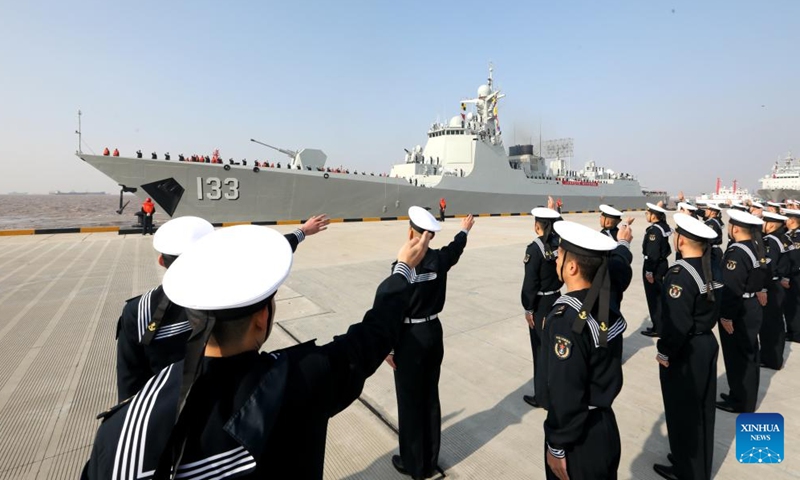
[390,65,506,187]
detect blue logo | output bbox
[736,413,784,464]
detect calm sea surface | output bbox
[0,194,161,229]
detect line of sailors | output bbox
[83,207,478,480]
[79,199,796,480]
[105,148,394,177]
[521,200,796,480]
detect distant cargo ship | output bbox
[695,178,755,205]
[49,191,107,195]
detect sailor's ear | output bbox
[157,254,166,268]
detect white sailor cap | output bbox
[677,202,698,212]
[762,212,788,223]
[673,213,717,241]
[750,202,764,210]
[646,202,667,214]
[781,208,800,217]
[531,207,561,220]
[599,204,623,218]
[553,221,618,256]
[767,201,785,208]
[153,216,215,256]
[730,203,748,212]
[163,225,293,311]
[705,203,722,212]
[408,206,442,233]
[727,209,764,228]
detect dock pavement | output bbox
[0,213,796,479]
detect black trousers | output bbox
[643,262,667,331]
[545,408,621,480]
[529,293,560,404]
[143,214,154,235]
[394,319,444,477]
[783,276,800,342]
[761,281,786,369]
[439,208,445,222]
[660,334,718,480]
[719,298,762,412]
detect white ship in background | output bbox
[759,152,800,202]
[77,65,667,223]
[695,178,755,205]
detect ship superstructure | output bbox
[759,152,800,201]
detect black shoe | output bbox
[715,401,740,413]
[720,392,739,403]
[523,395,541,408]
[392,455,410,475]
[653,463,679,480]
[667,453,675,465]
[392,456,428,479]
[640,328,659,337]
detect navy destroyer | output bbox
[77,66,667,223]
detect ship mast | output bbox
[75,109,82,154]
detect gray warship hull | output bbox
[758,188,800,202]
[79,154,665,223]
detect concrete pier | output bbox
[0,213,796,479]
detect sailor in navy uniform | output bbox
[750,201,765,218]
[716,210,768,413]
[520,207,562,409]
[760,212,791,369]
[387,207,474,479]
[730,203,749,213]
[83,225,432,480]
[677,201,700,220]
[766,201,784,214]
[698,201,713,217]
[599,204,634,309]
[540,221,626,480]
[115,214,330,401]
[653,214,722,480]
[674,203,700,263]
[780,208,800,343]
[642,203,672,337]
[703,204,725,274]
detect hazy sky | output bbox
[0,1,797,195]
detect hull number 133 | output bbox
[196,177,240,200]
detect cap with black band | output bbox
[160,225,293,475]
[673,213,719,302]
[408,206,442,235]
[553,221,618,347]
[143,216,215,345]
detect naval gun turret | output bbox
[250,138,327,170]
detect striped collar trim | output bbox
[764,234,787,253]
[729,243,761,268]
[674,260,723,293]
[553,295,627,348]
[136,288,158,342]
